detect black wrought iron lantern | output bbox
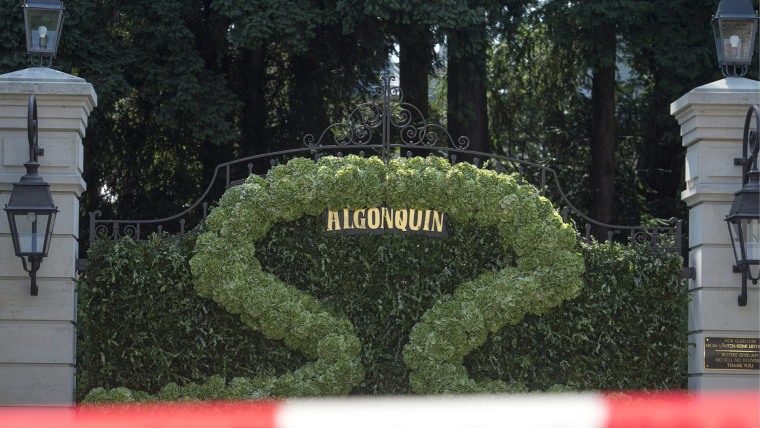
[4,96,58,296]
[23,0,65,66]
[712,0,759,77]
[725,105,760,306]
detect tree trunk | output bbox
[636,88,686,222]
[398,24,432,156]
[399,25,431,119]
[447,27,489,163]
[589,24,617,240]
[198,4,237,189]
[239,46,268,158]
[289,53,330,151]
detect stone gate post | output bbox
[0,67,96,405]
[671,77,760,391]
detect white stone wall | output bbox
[0,67,96,405]
[672,77,760,391]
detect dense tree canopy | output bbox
[0,0,755,242]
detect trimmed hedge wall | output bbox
[467,241,688,391]
[78,226,687,401]
[78,156,686,401]
[76,235,305,401]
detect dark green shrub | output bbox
[467,241,688,391]
[77,217,510,399]
[76,235,305,401]
[77,156,685,401]
[78,226,687,401]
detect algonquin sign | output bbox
[324,207,448,237]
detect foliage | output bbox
[0,0,726,240]
[468,241,688,391]
[76,235,306,401]
[79,225,686,402]
[78,214,511,400]
[79,155,686,401]
[0,0,27,71]
[488,18,592,207]
[82,155,582,400]
[488,0,732,228]
[622,0,727,223]
[189,155,582,396]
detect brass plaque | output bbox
[704,337,759,370]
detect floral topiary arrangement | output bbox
[191,155,584,395]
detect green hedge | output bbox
[467,241,688,391]
[188,156,583,396]
[77,156,686,402]
[76,235,305,401]
[78,225,687,402]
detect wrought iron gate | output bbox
[86,73,683,255]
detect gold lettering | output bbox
[431,210,445,233]
[343,208,353,229]
[367,208,381,229]
[327,210,341,231]
[353,209,366,229]
[394,209,408,232]
[409,209,423,231]
[325,207,448,236]
[383,207,394,230]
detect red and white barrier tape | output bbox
[0,393,758,428]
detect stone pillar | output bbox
[671,77,760,391]
[0,68,96,405]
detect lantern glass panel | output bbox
[11,211,54,256]
[714,18,758,64]
[745,218,760,279]
[730,218,760,263]
[24,6,62,55]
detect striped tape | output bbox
[0,393,757,428]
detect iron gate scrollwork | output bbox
[302,73,469,161]
[86,73,684,259]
